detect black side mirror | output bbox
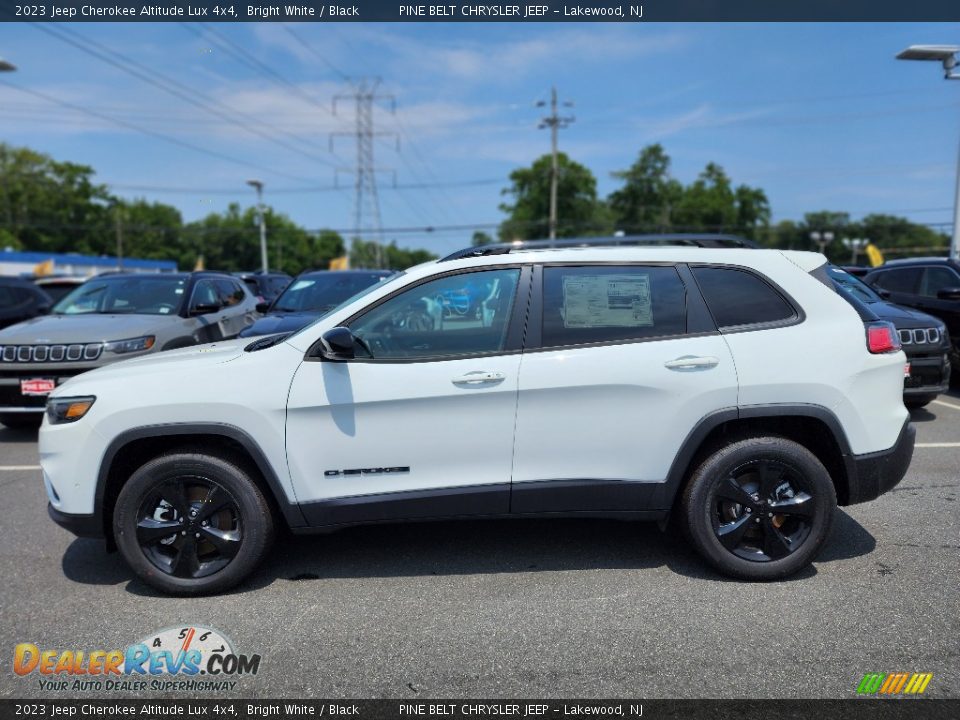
[936,286,960,301]
[320,326,356,360]
[876,288,891,299]
[255,301,271,313]
[190,302,221,316]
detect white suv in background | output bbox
[39,239,915,594]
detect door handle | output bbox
[664,355,719,370]
[452,371,506,385]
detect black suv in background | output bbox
[0,277,53,329]
[233,271,292,306]
[863,258,960,374]
[829,266,950,408]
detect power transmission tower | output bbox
[537,87,575,241]
[331,78,397,267]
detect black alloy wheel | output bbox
[136,477,242,579]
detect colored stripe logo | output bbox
[857,673,932,695]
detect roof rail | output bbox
[439,233,759,262]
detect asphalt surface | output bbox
[1,395,958,700]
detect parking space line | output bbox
[931,399,960,411]
[0,465,40,471]
[915,442,960,448]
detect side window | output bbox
[349,268,521,360]
[919,267,960,298]
[191,280,220,309]
[215,279,245,306]
[692,266,796,329]
[871,268,921,294]
[0,286,15,307]
[541,265,686,348]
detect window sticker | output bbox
[562,274,653,328]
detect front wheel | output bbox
[681,436,836,581]
[113,452,274,595]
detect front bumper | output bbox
[47,503,102,539]
[843,419,915,505]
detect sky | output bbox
[1,21,959,257]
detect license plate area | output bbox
[20,378,56,396]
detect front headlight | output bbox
[103,336,155,354]
[46,396,96,425]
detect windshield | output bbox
[52,276,187,315]
[827,266,882,304]
[273,273,394,313]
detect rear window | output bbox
[542,265,687,348]
[692,266,796,329]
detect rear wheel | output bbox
[682,436,836,580]
[113,452,274,595]
[0,413,42,429]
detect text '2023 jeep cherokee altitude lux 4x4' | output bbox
[39,243,915,594]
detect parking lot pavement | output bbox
[1,395,957,700]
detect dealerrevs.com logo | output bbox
[13,625,260,692]
[856,672,933,696]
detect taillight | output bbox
[866,321,901,354]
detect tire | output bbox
[681,436,836,581]
[0,413,42,429]
[904,395,936,410]
[113,451,274,595]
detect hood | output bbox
[870,302,944,328]
[239,312,318,338]
[0,313,176,344]
[51,338,249,395]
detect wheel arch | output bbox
[663,405,854,510]
[96,423,307,546]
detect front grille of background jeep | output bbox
[898,328,940,345]
[0,343,103,363]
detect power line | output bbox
[102,178,503,195]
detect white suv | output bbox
[39,243,915,594]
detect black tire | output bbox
[113,451,274,595]
[904,395,936,410]
[681,436,836,581]
[0,413,42,429]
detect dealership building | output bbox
[0,250,176,277]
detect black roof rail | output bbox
[439,234,759,262]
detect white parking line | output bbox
[931,399,960,411]
[915,443,960,448]
[0,465,40,471]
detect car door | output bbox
[916,266,960,340]
[215,278,255,337]
[510,263,738,513]
[285,266,530,526]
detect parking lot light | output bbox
[246,179,268,273]
[896,45,960,260]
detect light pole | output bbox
[896,45,960,260]
[246,179,268,273]
[809,230,835,256]
[0,57,15,72]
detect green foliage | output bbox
[471,231,495,247]
[349,239,436,270]
[498,153,611,241]
[608,144,684,232]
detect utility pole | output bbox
[247,180,268,272]
[114,207,124,270]
[538,87,575,241]
[331,78,397,268]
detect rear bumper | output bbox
[47,503,102,539]
[903,353,950,396]
[843,419,915,505]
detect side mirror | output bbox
[320,326,356,360]
[876,288,891,299]
[255,301,271,313]
[936,286,960,301]
[190,302,221,316]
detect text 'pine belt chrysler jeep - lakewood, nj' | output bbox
[39,239,915,594]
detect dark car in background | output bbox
[829,265,950,408]
[32,276,88,305]
[0,277,53,330]
[234,271,292,305]
[863,257,960,375]
[240,269,395,338]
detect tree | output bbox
[471,231,494,246]
[608,144,684,232]
[349,239,436,270]
[498,153,609,241]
